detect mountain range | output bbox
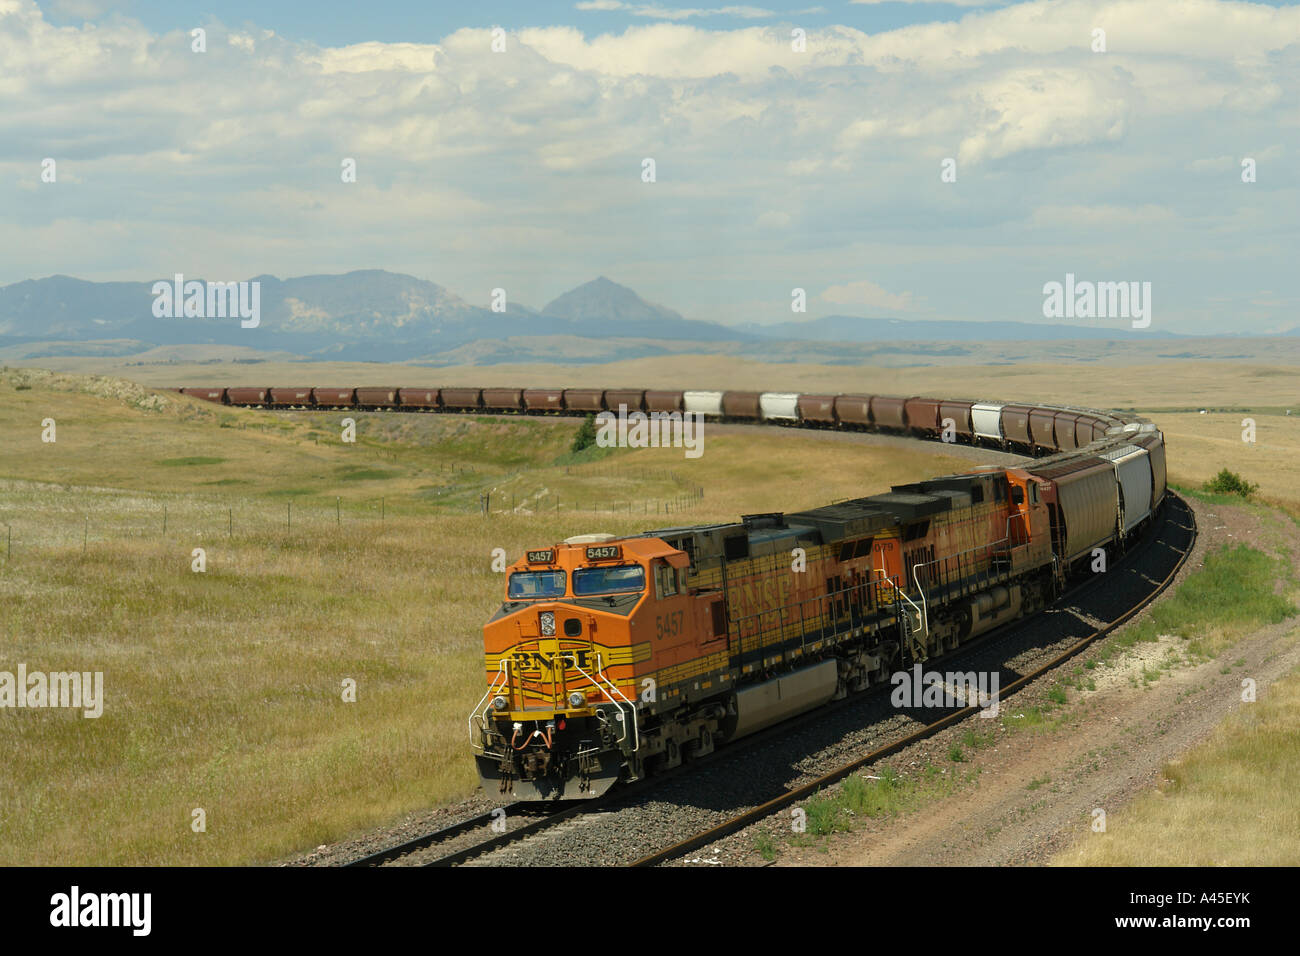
[0,272,751,361]
[0,269,1284,364]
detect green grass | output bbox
[791,763,978,847]
[157,456,226,466]
[336,468,396,481]
[1170,481,1300,526]
[804,792,853,836]
[959,727,996,750]
[1001,705,1060,733]
[1170,483,1257,510]
[1100,544,1296,662]
[551,443,622,467]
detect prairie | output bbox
[3,359,1295,865]
[0,368,971,865]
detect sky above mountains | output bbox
[5,0,1299,334]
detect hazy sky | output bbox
[4,0,1299,333]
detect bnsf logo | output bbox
[510,649,593,672]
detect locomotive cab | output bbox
[470,534,700,800]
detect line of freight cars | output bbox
[470,411,1170,799]
[175,386,1126,455]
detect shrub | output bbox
[1203,469,1258,498]
[570,414,598,453]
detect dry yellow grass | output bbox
[0,370,975,865]
[1054,646,1300,866]
[20,353,1300,509]
[1,513,595,865]
[1156,412,1300,513]
[28,349,1300,411]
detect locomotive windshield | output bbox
[573,564,645,596]
[507,570,566,599]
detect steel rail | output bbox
[344,805,521,867]
[420,803,590,867]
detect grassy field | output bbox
[1049,516,1300,866]
[4,361,1296,865]
[1056,660,1300,866]
[0,368,975,865]
[1098,542,1297,664]
[21,352,1300,513]
[1156,413,1300,515]
[25,345,1300,409]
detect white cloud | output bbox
[1186,155,1238,174]
[47,0,110,16]
[850,0,996,6]
[955,67,1133,164]
[575,2,779,19]
[820,280,914,311]
[1029,204,1176,228]
[0,0,1297,330]
[756,209,792,228]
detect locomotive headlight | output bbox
[539,611,556,636]
[492,696,508,712]
[568,691,585,708]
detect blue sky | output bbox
[42,1,983,45]
[7,0,1300,334]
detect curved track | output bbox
[181,384,1190,865]
[338,493,1194,868]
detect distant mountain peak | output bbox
[542,277,685,323]
[0,270,748,359]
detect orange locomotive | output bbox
[470,466,1060,800]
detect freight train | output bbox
[178,385,1127,455]
[187,384,1167,801]
[461,391,1165,800]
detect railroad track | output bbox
[228,384,1179,867]
[629,493,1197,867]
[343,492,1194,868]
[344,803,592,867]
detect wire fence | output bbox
[561,465,694,485]
[0,480,709,559]
[481,486,704,516]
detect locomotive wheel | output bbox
[662,739,682,770]
[685,728,715,759]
